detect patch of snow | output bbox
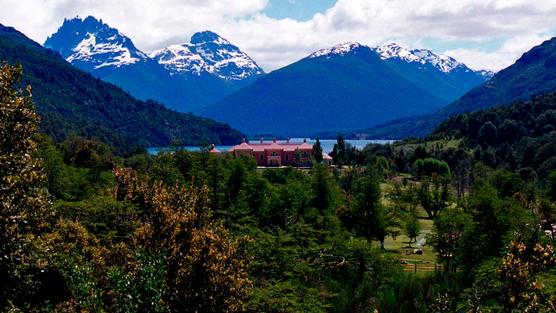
[149,32,263,80]
[65,32,144,69]
[477,69,495,79]
[375,43,463,73]
[309,42,363,59]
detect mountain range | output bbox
[44,16,264,112]
[3,13,555,153]
[352,36,556,139]
[198,42,491,136]
[0,22,243,154]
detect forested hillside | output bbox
[356,36,556,139]
[432,92,556,177]
[0,23,243,154]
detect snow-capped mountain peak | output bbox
[149,31,263,80]
[44,16,146,70]
[374,42,464,73]
[477,69,495,79]
[66,32,147,69]
[309,42,364,59]
[190,30,230,45]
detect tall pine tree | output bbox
[313,137,323,163]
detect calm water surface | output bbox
[148,139,394,155]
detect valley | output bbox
[1,4,556,313]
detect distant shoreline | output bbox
[148,139,395,155]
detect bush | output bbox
[413,158,451,179]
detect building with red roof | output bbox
[229,138,314,167]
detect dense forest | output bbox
[0,24,243,155]
[2,61,556,313]
[432,92,556,178]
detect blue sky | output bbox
[264,0,337,21]
[1,0,556,72]
[261,0,554,67]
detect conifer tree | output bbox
[334,134,347,167]
[353,167,389,248]
[313,137,323,163]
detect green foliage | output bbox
[413,157,451,179]
[248,280,330,313]
[433,93,556,175]
[404,212,421,248]
[478,121,498,145]
[54,196,137,243]
[427,208,472,272]
[313,137,323,163]
[547,171,556,202]
[5,57,556,312]
[311,163,336,214]
[331,134,347,167]
[417,177,450,219]
[0,63,54,310]
[350,167,392,248]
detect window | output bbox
[260,154,263,161]
[285,154,289,161]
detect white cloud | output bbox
[446,33,554,71]
[0,0,555,71]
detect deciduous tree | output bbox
[113,167,251,312]
[0,63,53,309]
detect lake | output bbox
[148,138,394,155]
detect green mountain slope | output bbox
[431,92,556,177]
[198,44,448,136]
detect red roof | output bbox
[229,140,314,153]
[297,142,313,150]
[230,141,253,151]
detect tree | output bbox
[427,208,471,272]
[412,145,428,162]
[478,121,498,145]
[547,171,556,202]
[313,137,323,163]
[332,134,347,167]
[353,167,389,249]
[113,167,251,312]
[394,149,408,173]
[404,212,421,248]
[413,158,451,179]
[417,177,450,219]
[0,64,55,309]
[453,148,471,200]
[500,239,556,312]
[311,163,335,214]
[35,134,66,198]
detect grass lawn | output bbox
[382,212,437,265]
[380,180,439,269]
